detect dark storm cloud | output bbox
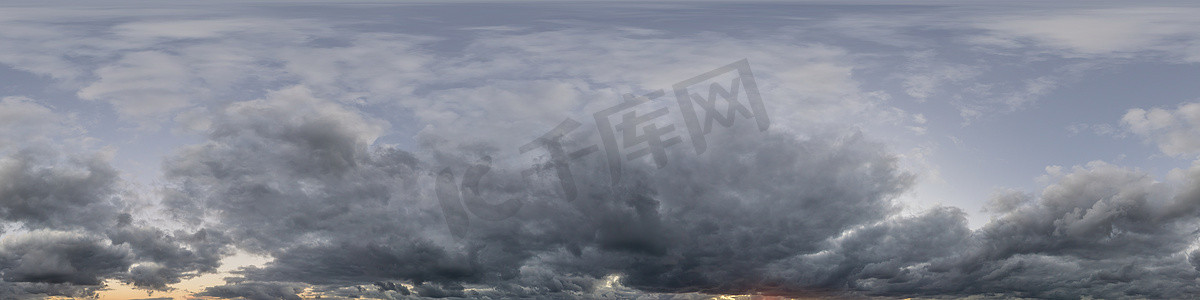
[0,148,123,229]
[197,281,306,300]
[528,127,914,296]
[161,86,485,287]
[0,230,131,285]
[780,161,1200,299]
[173,84,1200,299]
[160,86,415,252]
[947,162,1200,298]
[163,82,927,297]
[0,148,132,295]
[974,162,1197,262]
[5,76,1196,298]
[108,225,232,289]
[0,144,233,294]
[0,282,100,300]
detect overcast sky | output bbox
[4,1,1200,299]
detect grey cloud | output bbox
[198,281,306,300]
[0,230,132,285]
[108,225,232,289]
[0,148,122,229]
[0,132,232,292]
[0,282,101,300]
[768,207,974,295]
[174,91,1200,299]
[730,159,1200,299]
[852,161,1200,299]
[5,2,1200,299]
[974,161,1194,261]
[163,84,928,297]
[161,85,476,287]
[239,242,478,285]
[161,85,421,255]
[312,283,413,300]
[563,127,913,296]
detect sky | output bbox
[3,1,1200,299]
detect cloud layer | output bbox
[2,2,1200,299]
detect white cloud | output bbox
[0,14,328,126]
[278,33,436,105]
[0,96,86,152]
[899,50,983,102]
[112,19,270,40]
[1122,102,1200,157]
[438,29,914,139]
[974,7,1200,60]
[77,51,195,120]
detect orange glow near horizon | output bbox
[93,250,270,300]
[87,263,827,300]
